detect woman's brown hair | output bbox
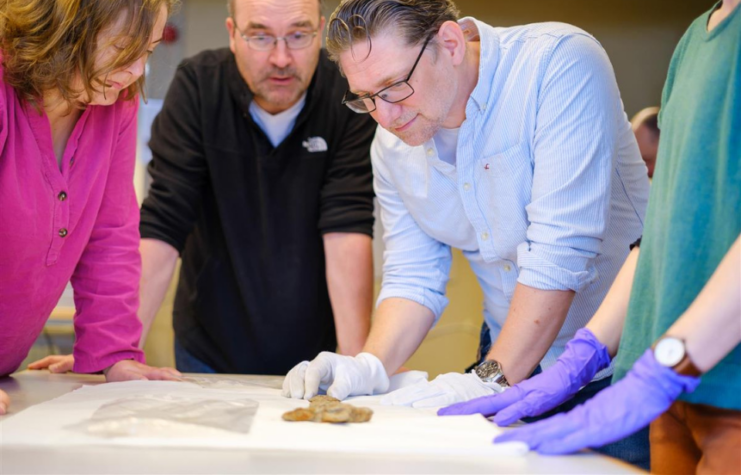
[0,0,179,108]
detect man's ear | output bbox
[226,17,237,54]
[436,20,466,66]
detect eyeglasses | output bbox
[232,18,318,51]
[342,35,433,114]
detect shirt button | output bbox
[463,183,471,191]
[426,148,434,157]
[58,191,68,201]
[58,228,68,238]
[503,264,512,272]
[481,232,489,241]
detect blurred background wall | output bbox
[173,0,712,116]
[36,0,714,378]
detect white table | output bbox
[0,371,643,474]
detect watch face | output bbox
[655,337,685,367]
[475,360,501,379]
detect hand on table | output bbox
[0,389,9,415]
[494,349,701,454]
[282,352,389,400]
[439,328,611,424]
[381,372,505,408]
[28,354,75,374]
[105,360,182,382]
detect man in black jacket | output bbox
[137,0,377,374]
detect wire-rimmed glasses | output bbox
[342,35,433,114]
[233,18,318,51]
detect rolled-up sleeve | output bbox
[373,136,451,322]
[517,34,621,293]
[71,100,145,373]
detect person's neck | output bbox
[708,0,740,31]
[253,95,302,116]
[42,89,83,167]
[42,90,80,129]
[442,41,480,129]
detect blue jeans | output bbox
[473,322,650,471]
[174,339,217,373]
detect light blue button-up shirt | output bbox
[373,18,650,375]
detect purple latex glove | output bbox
[438,328,610,426]
[494,349,701,455]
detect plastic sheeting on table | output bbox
[0,378,528,457]
[66,394,259,437]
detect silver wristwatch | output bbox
[473,359,510,388]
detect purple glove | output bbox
[438,328,610,426]
[494,349,701,454]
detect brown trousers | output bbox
[651,400,741,475]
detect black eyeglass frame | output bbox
[341,35,434,114]
[231,17,319,51]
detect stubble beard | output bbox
[392,115,442,147]
[255,69,305,111]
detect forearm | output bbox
[487,284,575,384]
[666,234,741,372]
[324,233,373,355]
[138,238,179,349]
[586,247,640,356]
[363,297,435,375]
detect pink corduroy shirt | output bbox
[0,70,145,376]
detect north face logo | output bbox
[302,137,328,153]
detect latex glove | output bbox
[439,328,610,425]
[105,360,182,382]
[281,352,389,400]
[381,372,505,408]
[28,354,75,373]
[0,389,9,415]
[495,349,701,455]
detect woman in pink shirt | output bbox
[0,0,181,414]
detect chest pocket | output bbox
[474,142,532,236]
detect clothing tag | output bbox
[302,137,328,153]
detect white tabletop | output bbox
[0,371,643,474]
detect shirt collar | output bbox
[459,17,500,114]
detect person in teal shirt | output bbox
[440,1,740,471]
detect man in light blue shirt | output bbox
[283,0,649,467]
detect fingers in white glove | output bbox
[326,367,354,400]
[382,372,505,408]
[281,361,309,398]
[303,352,336,400]
[381,380,436,406]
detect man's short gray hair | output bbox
[326,0,460,62]
[227,0,324,17]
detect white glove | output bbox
[281,352,390,400]
[380,372,505,408]
[387,370,429,392]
